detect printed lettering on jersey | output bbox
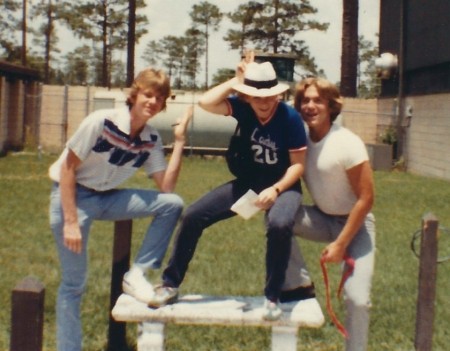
[92,119,157,168]
[250,129,279,165]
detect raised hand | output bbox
[236,48,255,83]
[172,105,194,142]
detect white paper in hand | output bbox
[230,189,260,220]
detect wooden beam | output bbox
[108,220,133,351]
[10,277,45,351]
[415,213,438,350]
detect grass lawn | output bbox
[0,152,449,351]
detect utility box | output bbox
[366,143,393,171]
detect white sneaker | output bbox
[289,298,325,327]
[122,268,154,304]
[262,299,282,321]
[148,285,179,308]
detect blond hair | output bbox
[294,77,343,122]
[127,68,171,110]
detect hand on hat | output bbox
[236,49,255,83]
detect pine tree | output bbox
[189,1,223,89]
[225,0,328,77]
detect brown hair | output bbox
[294,77,343,122]
[126,68,171,110]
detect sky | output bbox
[134,0,381,85]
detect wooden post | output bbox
[10,277,45,351]
[108,220,133,351]
[415,213,438,351]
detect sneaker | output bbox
[279,284,316,303]
[148,285,179,308]
[262,299,282,321]
[122,268,154,304]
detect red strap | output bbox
[320,254,355,339]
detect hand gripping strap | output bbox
[320,254,355,339]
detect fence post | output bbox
[10,276,45,351]
[108,220,133,351]
[415,213,438,351]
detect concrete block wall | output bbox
[34,85,450,181]
[38,86,380,151]
[341,98,379,144]
[39,85,128,153]
[406,94,450,179]
[40,85,67,152]
[66,86,91,138]
[378,93,450,179]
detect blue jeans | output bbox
[49,183,183,351]
[162,179,301,302]
[283,205,376,351]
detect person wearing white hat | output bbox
[148,52,308,321]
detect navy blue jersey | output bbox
[226,96,307,186]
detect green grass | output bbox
[0,152,449,350]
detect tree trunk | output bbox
[21,0,27,66]
[340,0,359,97]
[204,24,209,89]
[44,0,53,84]
[101,3,108,87]
[126,0,136,87]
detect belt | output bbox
[53,182,110,193]
[76,183,110,193]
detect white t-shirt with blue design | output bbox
[49,107,167,191]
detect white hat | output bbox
[233,62,289,97]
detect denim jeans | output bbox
[283,205,376,351]
[162,179,301,302]
[49,183,183,351]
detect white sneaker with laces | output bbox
[262,299,282,321]
[148,285,179,308]
[122,267,154,304]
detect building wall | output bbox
[0,81,39,154]
[40,85,67,151]
[378,93,450,179]
[12,83,450,180]
[37,85,380,152]
[406,93,450,179]
[5,80,24,150]
[39,85,128,152]
[341,98,379,144]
